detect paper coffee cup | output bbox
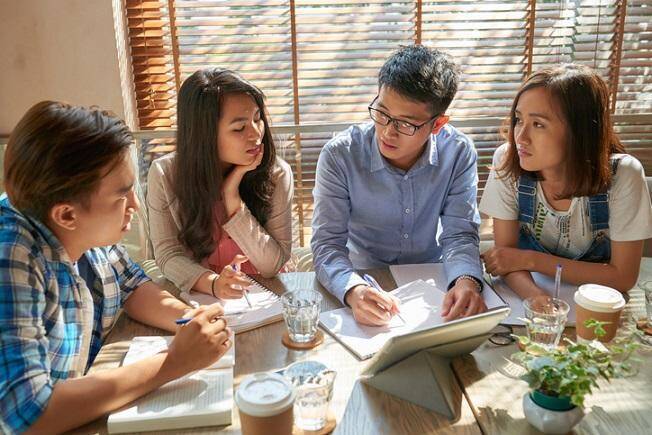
[574,284,626,342]
[235,372,295,435]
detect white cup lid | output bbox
[574,284,626,313]
[235,372,295,417]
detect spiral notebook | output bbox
[179,276,283,333]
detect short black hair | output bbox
[5,101,132,222]
[378,45,459,116]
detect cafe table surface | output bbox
[71,259,652,435]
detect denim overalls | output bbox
[517,160,620,263]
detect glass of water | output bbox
[281,289,322,343]
[523,295,570,350]
[285,361,336,431]
[640,281,652,324]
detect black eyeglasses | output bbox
[368,96,439,136]
[489,324,515,346]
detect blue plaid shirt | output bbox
[0,195,150,434]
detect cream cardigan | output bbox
[146,153,293,292]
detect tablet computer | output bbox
[360,306,510,377]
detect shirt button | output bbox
[405,208,410,214]
[403,175,409,180]
[403,233,409,239]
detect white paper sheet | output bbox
[389,263,576,326]
[108,337,234,433]
[389,263,508,313]
[319,279,447,359]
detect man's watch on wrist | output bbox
[450,274,483,293]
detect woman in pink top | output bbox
[147,69,294,299]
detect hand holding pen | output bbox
[363,274,406,324]
[343,275,403,326]
[210,255,250,299]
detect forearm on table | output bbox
[526,250,640,293]
[124,281,189,332]
[503,270,545,299]
[26,353,184,434]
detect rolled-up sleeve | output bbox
[0,243,53,434]
[311,145,366,304]
[439,140,483,288]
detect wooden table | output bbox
[72,270,480,435]
[72,261,652,435]
[453,258,652,435]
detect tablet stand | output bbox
[361,332,492,419]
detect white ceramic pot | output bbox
[523,392,584,434]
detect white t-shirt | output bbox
[479,144,652,258]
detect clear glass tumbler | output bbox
[281,289,322,343]
[523,295,570,350]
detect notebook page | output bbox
[108,337,234,433]
[319,280,446,359]
[389,263,507,311]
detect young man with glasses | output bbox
[311,45,486,326]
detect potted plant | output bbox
[512,319,640,434]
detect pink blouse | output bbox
[202,203,258,275]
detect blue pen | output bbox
[232,263,253,308]
[175,317,191,325]
[362,274,406,324]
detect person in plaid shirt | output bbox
[0,101,232,434]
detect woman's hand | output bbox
[482,246,533,276]
[222,147,264,217]
[214,255,251,299]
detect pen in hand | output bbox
[175,301,201,325]
[362,273,406,324]
[231,263,253,308]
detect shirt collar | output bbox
[1,194,74,265]
[369,127,440,173]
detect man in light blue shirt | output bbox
[311,45,486,326]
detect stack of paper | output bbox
[180,278,283,333]
[108,336,235,433]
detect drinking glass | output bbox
[281,289,322,343]
[284,361,336,431]
[523,295,570,350]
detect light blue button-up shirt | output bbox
[311,122,482,303]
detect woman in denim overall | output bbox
[480,64,651,300]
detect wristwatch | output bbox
[450,274,483,293]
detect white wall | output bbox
[0,0,126,135]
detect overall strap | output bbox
[587,157,621,232]
[517,174,537,224]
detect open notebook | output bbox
[179,276,283,333]
[320,279,453,360]
[389,263,577,326]
[107,336,235,433]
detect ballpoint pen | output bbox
[232,263,253,308]
[175,301,201,325]
[362,273,406,324]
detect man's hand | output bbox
[214,255,251,299]
[481,246,532,276]
[165,303,232,377]
[344,284,401,326]
[441,278,487,321]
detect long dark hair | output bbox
[173,68,276,262]
[499,64,626,198]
